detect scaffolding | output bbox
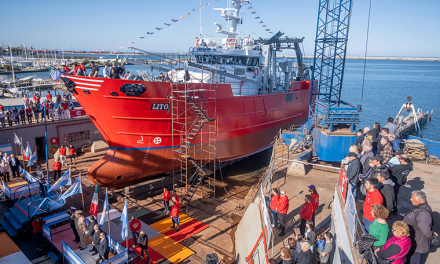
[170,61,217,206]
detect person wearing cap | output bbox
[277,190,289,237]
[378,137,393,164]
[269,188,280,228]
[388,149,404,167]
[67,208,80,243]
[308,185,319,225]
[346,152,361,199]
[74,210,88,250]
[363,178,383,232]
[299,195,313,236]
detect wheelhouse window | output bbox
[196,55,259,66]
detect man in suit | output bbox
[74,210,88,250]
[90,224,101,255]
[98,232,109,263]
[9,154,20,178]
[87,216,97,251]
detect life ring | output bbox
[50,147,57,154]
[254,67,259,76]
[196,39,201,47]
[228,38,237,46]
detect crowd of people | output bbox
[0,91,76,128]
[63,61,132,80]
[343,117,438,264]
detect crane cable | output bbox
[361,0,373,110]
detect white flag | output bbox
[14,133,21,145]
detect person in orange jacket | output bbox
[163,188,171,213]
[170,202,180,232]
[269,188,280,228]
[53,158,62,181]
[277,190,289,237]
[308,185,319,225]
[299,195,313,236]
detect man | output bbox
[170,202,180,232]
[163,188,170,213]
[378,137,393,164]
[98,232,109,262]
[102,64,110,78]
[318,232,333,264]
[296,241,313,264]
[355,129,364,146]
[118,63,125,78]
[32,216,46,249]
[299,195,313,236]
[362,178,383,232]
[346,152,361,198]
[90,224,102,255]
[404,191,438,264]
[130,216,141,248]
[359,144,374,175]
[46,91,52,101]
[80,63,86,76]
[35,165,46,197]
[75,210,88,250]
[377,127,390,143]
[384,117,398,136]
[171,195,179,208]
[138,231,150,263]
[59,145,67,166]
[390,155,413,196]
[90,61,99,77]
[32,103,41,123]
[52,158,62,181]
[67,208,80,242]
[308,185,319,225]
[87,215,97,242]
[366,155,387,180]
[9,154,20,178]
[171,190,179,206]
[388,133,400,152]
[388,149,404,167]
[377,170,396,214]
[277,190,289,237]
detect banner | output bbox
[70,109,86,117]
[344,187,358,245]
[338,167,349,204]
[260,186,272,250]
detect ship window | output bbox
[120,83,147,97]
[67,130,90,143]
[286,94,293,102]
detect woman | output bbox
[6,109,12,127]
[25,105,33,123]
[270,188,280,228]
[368,204,389,247]
[2,153,11,178]
[0,108,5,127]
[12,107,19,125]
[19,107,26,124]
[22,94,30,108]
[287,237,297,263]
[304,220,316,252]
[309,185,319,225]
[278,247,293,264]
[110,68,120,79]
[374,221,411,264]
[68,145,76,165]
[1,159,10,182]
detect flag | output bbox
[20,142,24,156]
[23,144,31,160]
[140,37,145,39]
[199,5,205,8]
[164,23,171,26]
[255,17,260,19]
[60,175,81,200]
[48,168,71,193]
[129,42,135,45]
[266,29,270,31]
[248,6,253,9]
[156,27,163,30]
[27,150,37,167]
[14,134,20,145]
[192,8,198,11]
[120,199,128,240]
[99,189,109,226]
[179,16,185,19]
[118,46,125,49]
[187,13,192,15]
[50,68,62,81]
[259,21,263,24]
[206,3,212,5]
[262,25,267,27]
[171,19,178,22]
[89,183,99,217]
[251,11,256,14]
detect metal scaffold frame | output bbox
[170,60,217,207]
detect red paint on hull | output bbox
[66,76,312,188]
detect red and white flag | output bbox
[89,183,99,217]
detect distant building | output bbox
[13,60,33,68]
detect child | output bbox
[316,233,326,261]
[295,234,303,260]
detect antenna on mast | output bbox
[199,0,202,37]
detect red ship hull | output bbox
[65,76,312,188]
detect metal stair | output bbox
[0,204,28,236]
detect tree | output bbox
[3,64,11,71]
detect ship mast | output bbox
[213,0,247,39]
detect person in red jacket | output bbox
[53,158,62,181]
[63,65,71,74]
[163,188,171,213]
[270,188,280,228]
[171,195,179,208]
[170,202,180,232]
[363,178,383,232]
[277,190,289,237]
[171,189,179,204]
[59,145,67,166]
[46,91,52,101]
[32,216,46,249]
[308,185,319,225]
[299,195,313,236]
[129,216,142,248]
[68,144,76,165]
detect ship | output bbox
[61,0,314,188]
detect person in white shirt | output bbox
[103,65,110,78]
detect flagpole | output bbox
[44,105,49,184]
[80,173,84,209]
[20,137,25,169]
[107,188,110,236]
[125,197,128,249]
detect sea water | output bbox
[3,59,440,140]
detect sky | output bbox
[1,0,439,58]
